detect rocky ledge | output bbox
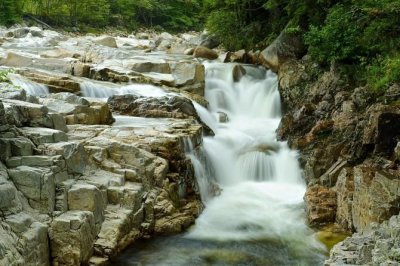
[0,86,204,265]
[270,49,400,263]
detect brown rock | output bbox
[193,46,218,60]
[304,184,337,227]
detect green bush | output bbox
[367,55,400,91]
[304,5,363,64]
[0,0,23,26]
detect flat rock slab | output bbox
[20,127,67,144]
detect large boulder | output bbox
[50,211,96,265]
[193,46,218,60]
[94,36,118,48]
[108,94,198,120]
[260,25,306,72]
[199,32,220,49]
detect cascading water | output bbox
[8,74,49,96]
[80,79,170,98]
[116,63,326,265]
[187,63,316,242]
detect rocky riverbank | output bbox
[0,26,226,265]
[262,29,400,264]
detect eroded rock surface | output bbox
[0,74,204,265]
[277,54,400,264]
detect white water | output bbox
[186,63,322,249]
[80,80,169,98]
[8,74,50,96]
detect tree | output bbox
[0,0,23,26]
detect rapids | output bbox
[115,63,326,265]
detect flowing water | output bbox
[8,74,50,96]
[115,63,326,265]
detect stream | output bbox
[4,34,327,263]
[114,63,326,265]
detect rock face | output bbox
[0,77,204,265]
[326,215,400,265]
[277,54,400,264]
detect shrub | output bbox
[367,54,400,92]
[304,5,363,64]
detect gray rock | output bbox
[260,24,305,72]
[50,211,96,265]
[68,184,105,232]
[8,166,55,214]
[44,142,87,175]
[19,127,67,144]
[326,215,400,265]
[199,32,220,49]
[5,213,50,266]
[94,36,118,48]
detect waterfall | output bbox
[185,63,322,250]
[8,74,49,96]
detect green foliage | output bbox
[17,0,202,31]
[304,5,363,64]
[305,1,400,64]
[0,0,23,26]
[367,55,400,92]
[203,0,271,50]
[0,69,14,83]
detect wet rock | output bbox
[193,46,218,60]
[217,112,229,123]
[184,48,195,55]
[17,70,81,94]
[227,50,247,63]
[247,50,261,65]
[0,83,27,101]
[232,65,246,82]
[13,28,30,38]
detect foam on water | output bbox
[80,80,169,99]
[184,63,323,253]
